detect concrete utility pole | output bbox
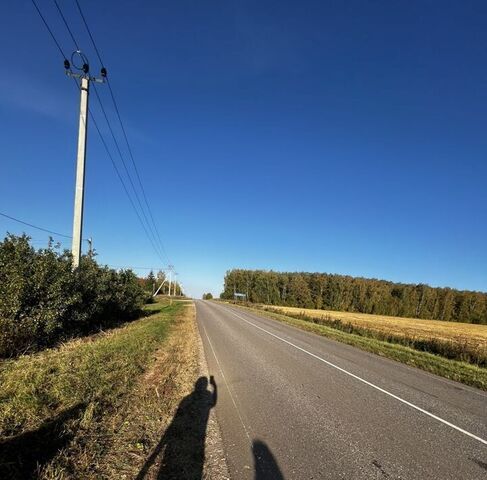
[167,265,174,296]
[71,76,89,269]
[153,279,167,297]
[66,51,106,269]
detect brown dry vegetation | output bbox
[47,300,200,479]
[264,305,487,355]
[0,299,217,479]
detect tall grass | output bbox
[258,306,487,367]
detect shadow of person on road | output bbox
[253,439,285,480]
[135,376,217,480]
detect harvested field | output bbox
[254,304,487,367]
[263,305,487,350]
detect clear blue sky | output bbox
[1,1,486,297]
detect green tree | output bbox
[287,274,313,308]
[147,270,156,294]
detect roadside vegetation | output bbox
[0,298,198,479]
[222,269,487,324]
[229,302,487,390]
[257,305,487,367]
[0,234,146,357]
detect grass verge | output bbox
[229,303,487,391]
[0,298,198,479]
[258,304,487,366]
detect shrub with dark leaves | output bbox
[0,234,145,357]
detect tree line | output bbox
[221,269,487,324]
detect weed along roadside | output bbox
[0,298,225,479]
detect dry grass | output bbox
[262,305,487,358]
[49,301,200,479]
[0,299,199,479]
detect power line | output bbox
[105,79,171,263]
[74,0,171,264]
[71,79,166,264]
[0,211,82,240]
[105,80,170,262]
[87,100,166,264]
[91,83,167,262]
[31,0,67,60]
[31,0,172,271]
[74,0,103,66]
[53,0,79,51]
[39,0,167,266]
[55,0,169,264]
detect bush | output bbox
[0,234,145,357]
[202,293,213,300]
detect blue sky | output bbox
[1,1,486,297]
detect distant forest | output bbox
[221,269,487,325]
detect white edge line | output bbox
[221,305,487,447]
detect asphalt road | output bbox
[195,300,487,480]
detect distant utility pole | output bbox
[66,51,106,268]
[153,279,167,297]
[167,264,174,296]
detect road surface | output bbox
[196,300,487,479]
